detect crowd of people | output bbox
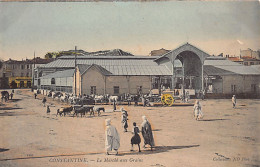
[29,89,240,154]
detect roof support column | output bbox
[202,63,204,91]
[171,57,175,90]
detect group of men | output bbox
[105,110,155,155]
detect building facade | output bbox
[0,57,54,89]
[36,43,260,98]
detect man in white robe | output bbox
[194,100,203,120]
[232,95,236,108]
[105,119,120,155]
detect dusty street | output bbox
[0,89,259,167]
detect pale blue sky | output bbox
[0,1,259,60]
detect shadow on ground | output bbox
[120,145,200,156]
[0,145,200,161]
[1,99,22,103]
[0,111,27,116]
[198,119,230,121]
[0,107,22,111]
[0,148,9,153]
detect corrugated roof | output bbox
[204,65,236,76]
[155,43,211,62]
[40,55,260,76]
[251,65,260,72]
[78,64,91,74]
[40,58,172,76]
[40,69,74,79]
[204,59,260,75]
[214,65,260,75]
[78,64,112,76]
[204,59,242,66]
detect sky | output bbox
[0,1,259,60]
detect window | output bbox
[21,65,24,69]
[231,85,236,93]
[27,64,30,69]
[12,65,15,69]
[251,84,256,92]
[51,78,55,84]
[244,62,248,66]
[26,73,29,77]
[21,73,24,77]
[250,62,254,65]
[113,86,119,94]
[91,86,96,94]
[11,73,14,77]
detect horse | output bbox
[94,95,105,104]
[109,95,119,103]
[57,106,73,117]
[60,94,69,103]
[73,106,87,117]
[93,106,105,116]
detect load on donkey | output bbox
[1,91,9,102]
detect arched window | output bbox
[51,78,55,84]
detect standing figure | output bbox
[176,90,179,96]
[34,93,37,99]
[141,116,155,150]
[10,92,13,100]
[130,122,141,152]
[127,95,131,106]
[143,96,146,107]
[135,95,140,106]
[121,108,128,132]
[202,89,206,100]
[232,95,236,108]
[42,97,47,107]
[105,119,120,155]
[113,99,116,112]
[46,106,51,114]
[185,91,190,102]
[194,100,203,120]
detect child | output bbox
[121,111,128,132]
[130,122,141,152]
[46,106,51,114]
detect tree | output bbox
[44,52,54,59]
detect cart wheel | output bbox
[161,94,174,106]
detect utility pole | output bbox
[74,46,77,96]
[32,51,35,91]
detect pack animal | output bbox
[57,106,73,116]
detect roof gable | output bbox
[155,43,210,63]
[78,64,112,76]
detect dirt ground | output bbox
[0,89,259,167]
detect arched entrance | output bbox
[176,51,202,90]
[155,43,210,95]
